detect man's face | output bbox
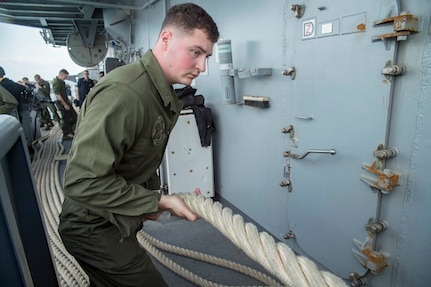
[84,72,89,79]
[164,28,214,85]
[59,73,68,81]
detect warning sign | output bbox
[302,18,316,39]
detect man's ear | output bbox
[159,30,173,49]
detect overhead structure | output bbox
[0,0,156,66]
[66,24,107,67]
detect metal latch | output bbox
[372,11,420,48]
[282,66,296,80]
[382,60,407,80]
[280,163,292,192]
[361,145,400,193]
[281,125,294,138]
[352,234,390,274]
[291,5,305,19]
[361,164,399,193]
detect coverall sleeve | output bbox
[64,84,161,216]
[0,86,18,114]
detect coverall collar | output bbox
[142,50,183,113]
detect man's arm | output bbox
[53,80,70,110]
[0,85,18,114]
[64,84,159,216]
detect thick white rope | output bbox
[174,193,348,287]
[137,230,282,286]
[32,125,347,287]
[31,126,90,287]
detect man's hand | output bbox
[157,188,201,221]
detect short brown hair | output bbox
[161,3,219,43]
[59,69,69,75]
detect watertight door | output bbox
[284,1,398,276]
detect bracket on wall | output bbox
[291,5,305,19]
[282,67,296,80]
[372,12,420,50]
[235,68,272,79]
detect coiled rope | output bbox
[32,125,347,287]
[31,126,90,287]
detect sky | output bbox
[0,22,86,83]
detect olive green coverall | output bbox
[52,75,77,135]
[37,78,59,124]
[0,84,18,115]
[59,50,183,287]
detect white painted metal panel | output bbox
[162,110,214,197]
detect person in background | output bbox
[52,69,76,140]
[0,66,33,145]
[99,70,105,79]
[75,69,94,108]
[21,77,35,90]
[58,3,219,286]
[35,74,59,130]
[0,84,18,115]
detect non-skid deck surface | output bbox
[143,211,277,286]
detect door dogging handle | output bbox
[283,149,336,159]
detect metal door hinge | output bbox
[361,145,400,193]
[372,12,420,49]
[361,164,400,193]
[352,234,390,274]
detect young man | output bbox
[58,3,219,286]
[52,69,77,140]
[75,69,94,107]
[34,74,58,129]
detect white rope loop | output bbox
[137,231,282,287]
[32,126,90,287]
[176,192,348,287]
[31,126,347,287]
